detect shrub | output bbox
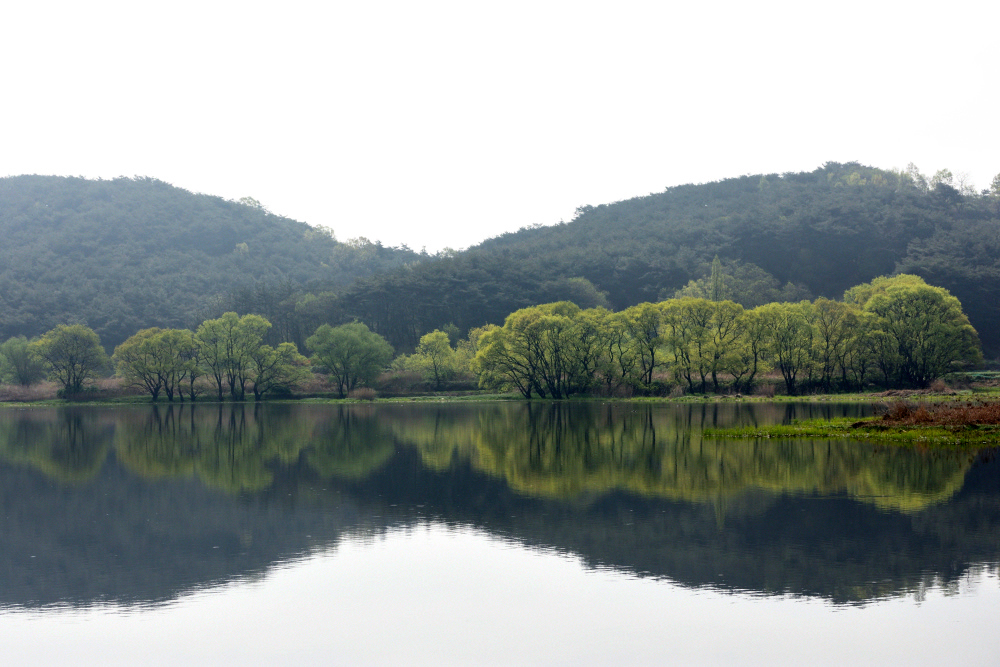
[755,383,777,398]
[348,387,377,401]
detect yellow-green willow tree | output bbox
[465,275,981,397]
[306,322,393,398]
[30,324,109,394]
[402,330,461,390]
[848,276,981,387]
[113,328,199,401]
[755,301,814,395]
[472,303,606,398]
[195,313,272,401]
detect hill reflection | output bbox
[0,403,996,606]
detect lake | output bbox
[0,401,997,666]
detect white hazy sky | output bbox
[2,0,997,252]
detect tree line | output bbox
[206,162,1000,360]
[0,274,981,400]
[467,274,981,397]
[7,314,393,401]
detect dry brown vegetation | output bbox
[878,401,1000,427]
[0,381,61,402]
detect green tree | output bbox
[113,328,168,401]
[195,313,272,401]
[621,302,664,388]
[811,299,858,391]
[29,324,109,394]
[756,302,814,395]
[563,307,610,395]
[0,336,46,386]
[661,298,715,393]
[471,303,600,399]
[155,328,200,402]
[407,330,458,390]
[705,300,746,392]
[595,310,642,394]
[845,275,982,387]
[306,322,393,398]
[725,307,768,393]
[674,260,811,309]
[472,304,551,398]
[113,328,200,402]
[709,256,726,302]
[864,281,981,386]
[249,342,310,400]
[470,324,535,397]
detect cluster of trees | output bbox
[7,315,399,402]
[0,266,981,401]
[2,274,981,401]
[391,327,480,390]
[469,276,981,397]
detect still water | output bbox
[0,402,997,665]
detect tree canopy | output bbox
[470,276,981,396]
[29,324,108,393]
[306,322,393,398]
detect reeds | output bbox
[880,401,1000,426]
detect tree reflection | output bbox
[0,402,994,606]
[0,403,976,512]
[114,404,315,493]
[382,402,973,512]
[306,405,395,480]
[0,407,112,482]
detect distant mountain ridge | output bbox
[0,175,418,348]
[2,164,998,357]
[331,162,1000,355]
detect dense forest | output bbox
[0,175,419,348]
[2,163,999,358]
[326,162,1000,356]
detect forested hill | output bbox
[4,164,1000,358]
[332,162,1000,356]
[0,175,418,348]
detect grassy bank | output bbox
[706,401,1000,446]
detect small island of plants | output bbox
[705,400,1000,446]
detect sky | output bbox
[2,0,997,253]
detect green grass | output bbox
[705,417,1000,446]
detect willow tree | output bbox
[407,330,459,390]
[29,324,109,394]
[756,301,814,395]
[307,322,393,398]
[195,313,272,401]
[471,302,602,399]
[864,281,981,386]
[845,275,981,387]
[0,336,46,386]
[621,302,663,388]
[113,328,199,401]
[249,342,311,400]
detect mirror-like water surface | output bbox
[0,402,997,665]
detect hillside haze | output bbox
[334,162,1000,356]
[1,163,998,357]
[0,175,418,348]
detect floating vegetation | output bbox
[705,400,1000,446]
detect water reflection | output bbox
[0,402,996,608]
